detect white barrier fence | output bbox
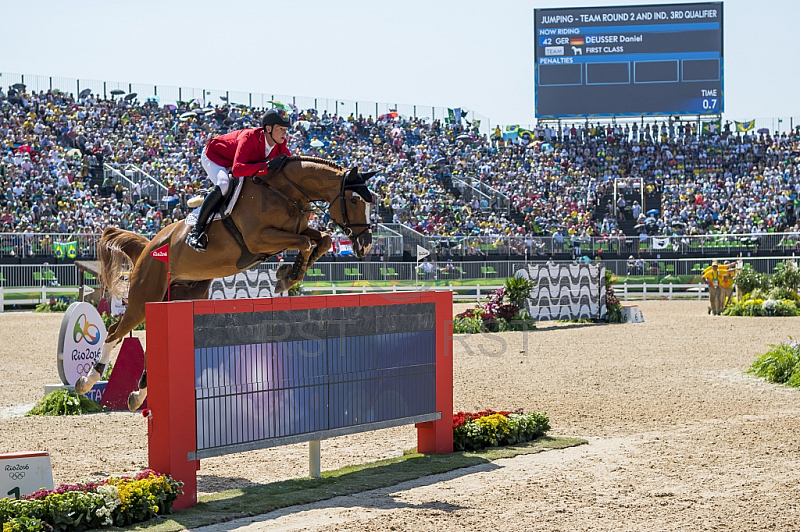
[616,283,708,301]
[295,284,505,301]
[0,287,81,312]
[0,282,712,313]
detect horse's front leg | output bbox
[301,227,332,269]
[278,229,332,290]
[247,228,314,293]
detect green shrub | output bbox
[101,312,145,331]
[774,300,800,316]
[452,278,536,334]
[453,317,485,334]
[767,286,799,302]
[504,276,536,307]
[735,264,769,294]
[101,362,114,381]
[772,261,800,292]
[26,389,105,416]
[2,516,50,532]
[748,341,800,385]
[287,282,305,296]
[605,270,622,323]
[34,300,71,313]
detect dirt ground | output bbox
[2,301,800,531]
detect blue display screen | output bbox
[534,2,723,117]
[192,305,437,453]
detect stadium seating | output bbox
[1,80,799,261]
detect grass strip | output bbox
[113,435,586,531]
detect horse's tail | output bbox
[98,227,150,299]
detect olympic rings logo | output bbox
[9,472,25,480]
[73,314,101,345]
[76,363,93,376]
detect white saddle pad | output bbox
[184,178,245,227]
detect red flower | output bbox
[452,408,523,428]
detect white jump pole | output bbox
[309,440,321,478]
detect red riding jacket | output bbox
[205,128,292,177]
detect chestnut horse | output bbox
[75,156,375,409]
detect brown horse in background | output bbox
[76,156,375,409]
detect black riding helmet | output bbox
[262,108,292,129]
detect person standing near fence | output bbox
[703,261,723,315]
[719,262,737,310]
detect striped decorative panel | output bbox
[516,264,606,321]
[208,268,283,300]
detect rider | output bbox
[186,108,293,251]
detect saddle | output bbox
[185,177,243,227]
[185,155,289,217]
[186,155,291,270]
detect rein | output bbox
[251,164,373,240]
[251,165,315,234]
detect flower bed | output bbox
[0,470,182,532]
[453,277,537,333]
[723,291,800,317]
[724,262,800,317]
[453,409,550,451]
[605,270,622,323]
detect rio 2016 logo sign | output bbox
[73,314,101,345]
[57,303,107,386]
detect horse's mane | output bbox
[287,155,346,173]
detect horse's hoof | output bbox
[276,264,292,279]
[74,377,92,395]
[275,279,289,293]
[128,391,145,411]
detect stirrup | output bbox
[186,231,208,252]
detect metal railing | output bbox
[0,72,491,134]
[0,233,98,259]
[424,232,800,259]
[0,227,403,259]
[371,225,403,257]
[5,256,799,310]
[502,116,800,137]
[2,228,799,262]
[454,175,510,213]
[380,223,430,252]
[102,163,138,198]
[451,177,506,214]
[126,164,169,207]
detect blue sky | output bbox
[1,0,797,127]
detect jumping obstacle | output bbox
[145,292,453,509]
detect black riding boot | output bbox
[186,186,224,252]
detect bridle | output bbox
[252,164,374,241]
[329,173,374,243]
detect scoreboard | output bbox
[534,2,723,118]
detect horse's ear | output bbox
[345,167,360,183]
[361,170,378,180]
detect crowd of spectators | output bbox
[2,83,800,258]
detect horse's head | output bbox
[330,168,377,258]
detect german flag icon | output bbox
[570,37,584,46]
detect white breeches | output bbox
[201,149,230,195]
